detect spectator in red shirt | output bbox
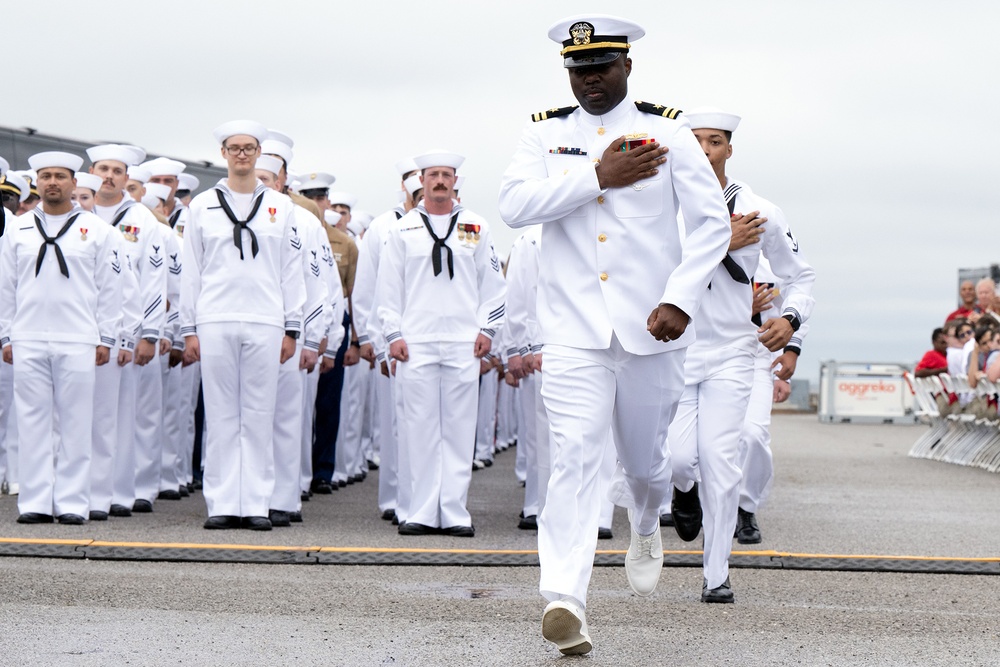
[915,327,949,377]
[945,280,977,322]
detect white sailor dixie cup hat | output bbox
[0,170,31,202]
[261,140,293,167]
[328,192,358,209]
[255,155,283,177]
[28,151,84,173]
[141,157,186,177]
[413,150,464,171]
[86,144,139,167]
[177,173,200,192]
[548,14,644,68]
[127,165,151,184]
[74,172,102,192]
[144,182,171,203]
[395,157,419,178]
[212,120,268,145]
[685,106,742,133]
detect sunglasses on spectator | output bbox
[959,329,974,338]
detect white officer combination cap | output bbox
[261,139,293,167]
[144,182,171,203]
[0,156,7,176]
[548,14,644,68]
[324,209,342,227]
[255,155,283,177]
[328,191,357,209]
[127,165,151,184]
[685,106,741,133]
[86,144,139,167]
[267,129,294,148]
[74,172,102,192]
[141,157,186,177]
[0,170,30,202]
[213,119,268,145]
[178,173,200,192]
[395,157,419,177]
[403,174,423,196]
[413,150,464,171]
[298,171,336,192]
[28,151,84,173]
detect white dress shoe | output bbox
[542,600,592,655]
[625,510,664,596]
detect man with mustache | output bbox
[0,151,124,524]
[377,150,506,538]
[498,14,731,655]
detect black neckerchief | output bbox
[34,212,81,278]
[418,210,460,279]
[215,189,264,260]
[168,207,182,229]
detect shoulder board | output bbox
[634,101,683,119]
[531,105,579,122]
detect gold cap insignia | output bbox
[569,22,594,46]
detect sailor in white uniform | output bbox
[665,107,815,603]
[181,120,306,531]
[498,15,731,655]
[378,149,506,537]
[0,151,124,524]
[256,154,329,526]
[86,144,170,520]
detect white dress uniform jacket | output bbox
[498,100,731,354]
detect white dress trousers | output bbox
[199,321,282,518]
[132,352,164,503]
[475,371,498,462]
[375,367,398,514]
[272,343,305,512]
[396,340,479,529]
[15,341,95,517]
[738,344,776,513]
[538,337,685,606]
[90,360,122,513]
[668,343,755,590]
[112,363,137,508]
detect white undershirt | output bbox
[230,191,253,220]
[94,203,118,224]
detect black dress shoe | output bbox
[186,483,195,493]
[366,459,379,471]
[57,514,85,525]
[597,527,613,540]
[482,458,493,468]
[518,514,538,530]
[310,480,333,495]
[701,576,735,604]
[397,522,437,536]
[132,499,153,513]
[178,485,190,498]
[109,504,132,517]
[192,479,203,491]
[381,509,397,521]
[16,512,54,524]
[289,511,303,523]
[391,514,399,525]
[659,512,674,527]
[671,483,703,542]
[203,515,240,529]
[268,510,291,527]
[337,479,347,488]
[89,510,109,521]
[301,491,311,502]
[345,475,356,485]
[157,489,181,501]
[441,525,475,537]
[736,508,762,544]
[241,516,272,531]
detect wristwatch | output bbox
[781,313,801,332]
[285,330,300,340]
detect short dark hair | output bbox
[932,327,944,342]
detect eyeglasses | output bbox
[959,330,974,338]
[224,144,259,156]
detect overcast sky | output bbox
[6,0,997,385]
